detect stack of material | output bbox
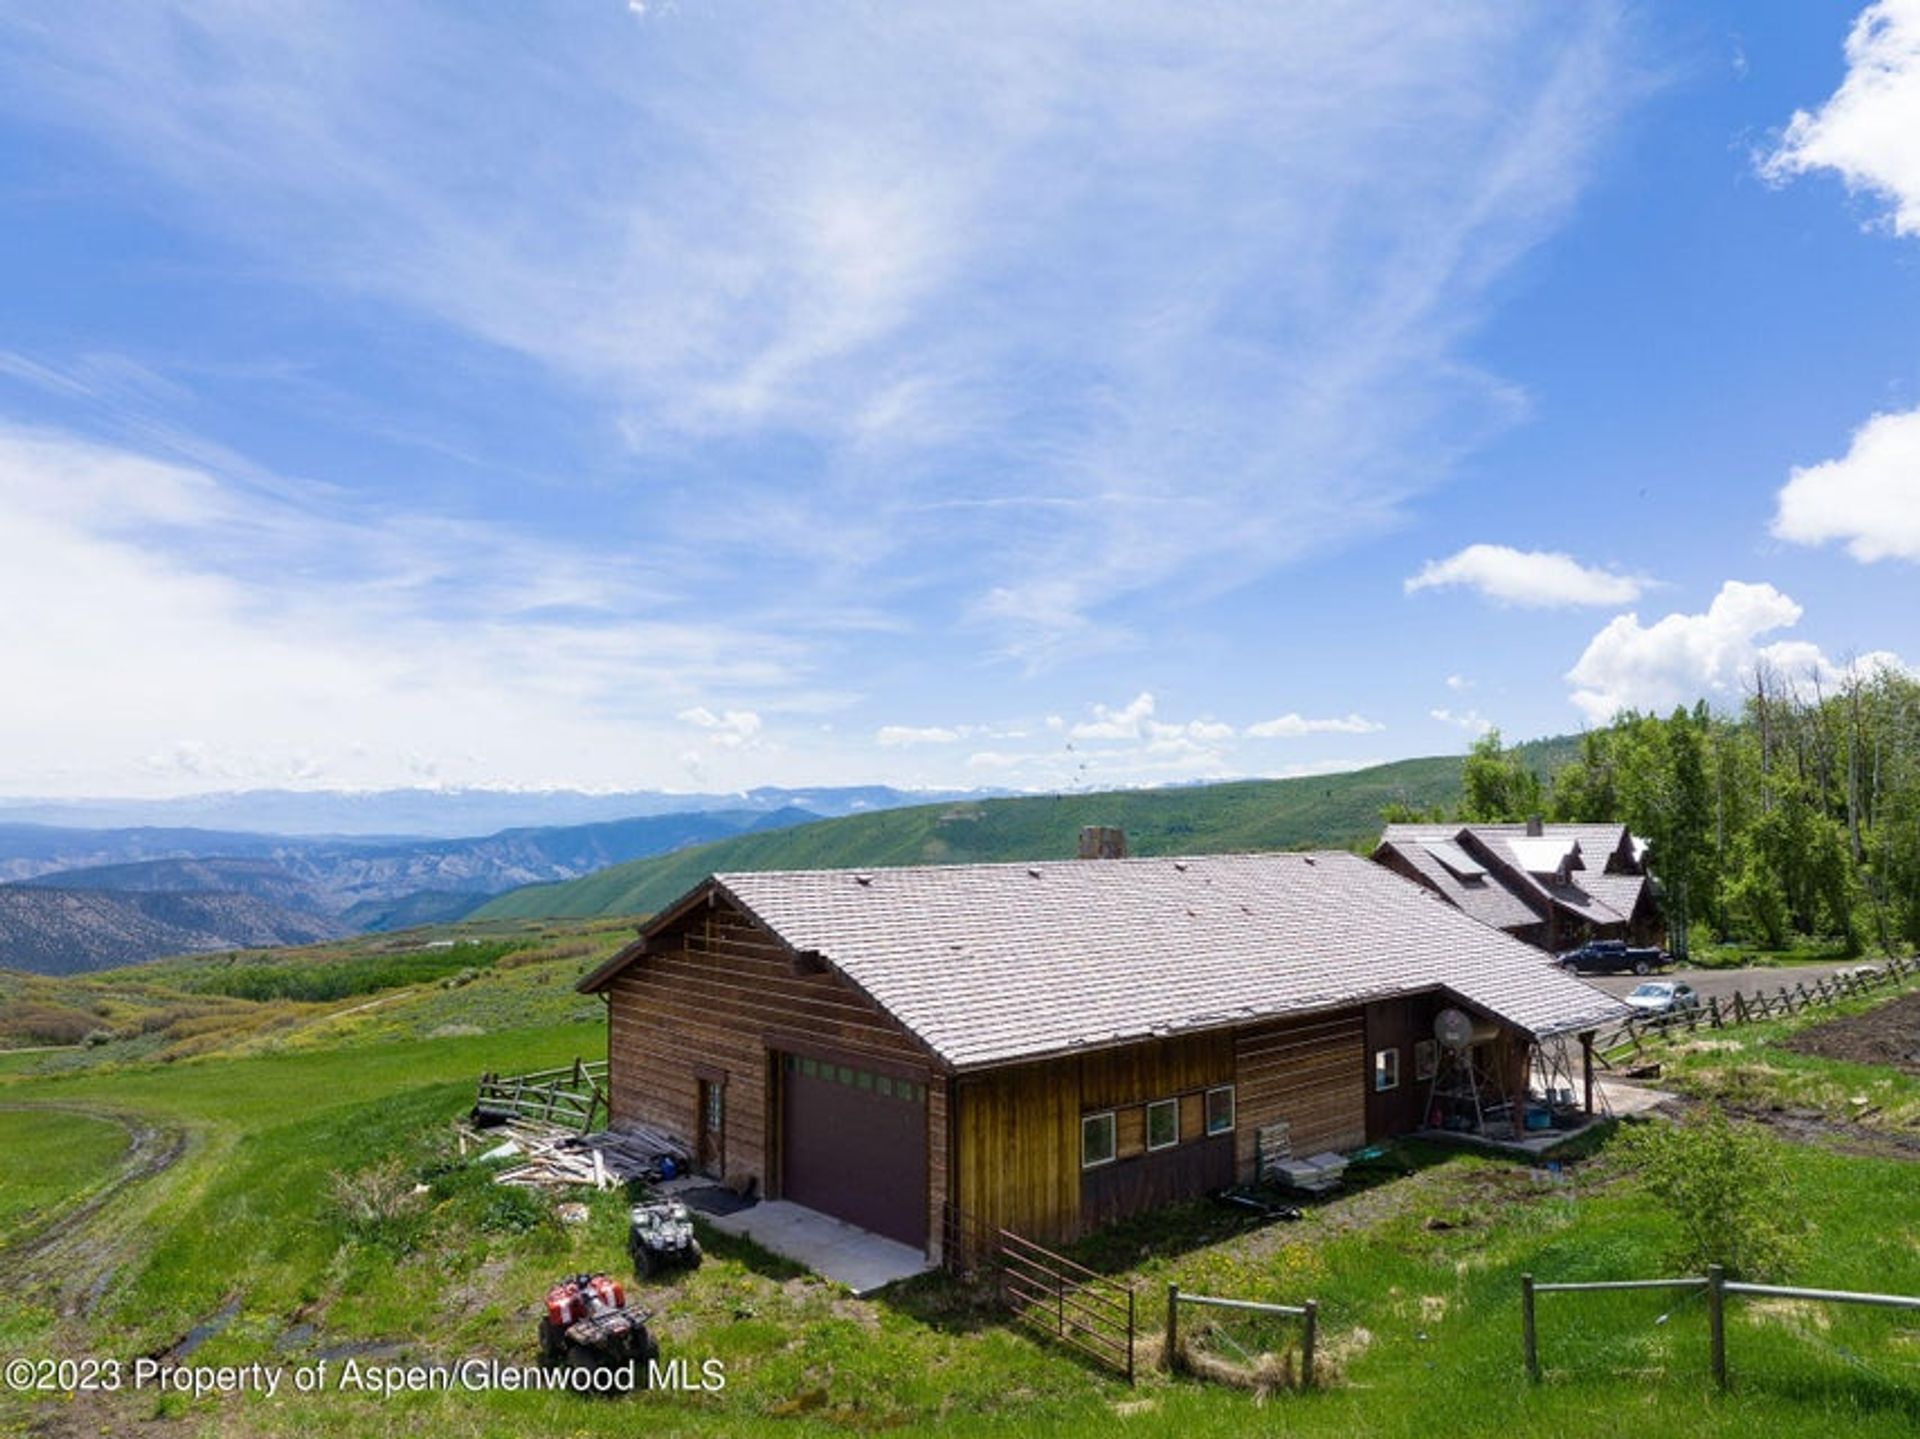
[472,1119,690,1191]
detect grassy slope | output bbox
[0,1107,128,1243]
[2,947,1917,1437]
[476,744,1577,921]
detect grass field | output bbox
[0,1107,129,1245]
[3,941,1918,1438]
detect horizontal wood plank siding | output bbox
[1233,1009,1367,1178]
[605,897,944,1252]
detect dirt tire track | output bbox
[0,1101,189,1314]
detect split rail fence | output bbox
[1595,954,1917,1061]
[473,1057,608,1132]
[1522,1266,1920,1390]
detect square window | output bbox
[1081,1111,1117,1169]
[1414,1039,1438,1082]
[1146,1098,1179,1151]
[900,1082,918,1103]
[837,1066,854,1085]
[1205,1085,1235,1136]
[1374,1047,1400,1092]
[877,1075,894,1098]
[801,1057,817,1078]
[856,1069,874,1091]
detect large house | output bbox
[1372,820,1662,954]
[578,846,1627,1257]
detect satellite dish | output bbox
[1434,1007,1495,1049]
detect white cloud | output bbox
[1445,674,1474,691]
[1564,580,1909,722]
[1245,713,1386,738]
[677,707,764,748]
[1405,543,1647,607]
[1430,707,1494,735]
[876,725,964,747]
[1070,693,1159,742]
[0,2,1637,667]
[1762,0,1920,236]
[0,423,815,795]
[1773,407,1920,562]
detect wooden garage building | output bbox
[578,849,1626,1255]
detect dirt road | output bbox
[1587,961,1862,1004]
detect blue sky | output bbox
[1,1,1917,798]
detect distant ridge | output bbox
[474,739,1577,923]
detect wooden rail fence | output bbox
[1164,1283,1318,1386]
[1522,1266,1920,1390]
[1595,954,1917,1060]
[473,1057,608,1132]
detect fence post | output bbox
[1301,1299,1318,1390]
[1707,1265,1727,1393]
[1164,1283,1179,1373]
[1732,991,1747,1024]
[1708,996,1723,1029]
[1522,1273,1539,1382]
[1127,1286,1135,1386]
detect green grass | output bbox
[475,740,1579,922]
[1630,979,1920,1131]
[4,998,1918,1437]
[169,938,535,1003]
[0,1107,129,1244]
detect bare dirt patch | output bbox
[1781,989,1920,1073]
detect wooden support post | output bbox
[1522,1273,1539,1382]
[1581,1033,1595,1115]
[1165,1283,1179,1373]
[1707,1265,1727,1392]
[1126,1286,1135,1386]
[1708,996,1723,1029]
[1732,991,1748,1025]
[1301,1299,1318,1389]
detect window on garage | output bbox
[1081,1111,1117,1168]
[1205,1084,1235,1135]
[1374,1047,1400,1092]
[1145,1098,1179,1151]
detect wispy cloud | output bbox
[1406,543,1648,607]
[0,1,1637,668]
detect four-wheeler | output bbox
[628,1199,703,1278]
[538,1272,658,1379]
[1555,938,1670,976]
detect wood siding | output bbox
[1233,1009,1366,1178]
[604,895,949,1254]
[952,1031,1234,1244]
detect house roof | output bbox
[583,849,1629,1071]
[1378,822,1650,936]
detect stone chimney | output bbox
[1525,815,1544,837]
[1077,825,1128,860]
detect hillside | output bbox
[475,743,1575,922]
[0,887,347,975]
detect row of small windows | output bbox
[783,1052,923,1104]
[1081,1085,1235,1169]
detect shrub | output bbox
[1619,1110,1804,1279]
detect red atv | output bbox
[537,1273,659,1381]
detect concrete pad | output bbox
[1597,1077,1680,1118]
[684,1196,935,1295]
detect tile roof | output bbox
[1378,822,1650,934]
[678,850,1628,1070]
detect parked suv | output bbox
[1554,938,1669,976]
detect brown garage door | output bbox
[779,1052,927,1248]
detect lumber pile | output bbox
[463,1118,690,1191]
